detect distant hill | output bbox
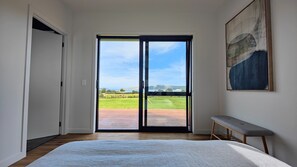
[100,85,186,92]
[125,86,139,92]
[149,85,186,92]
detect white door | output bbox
[27,29,63,140]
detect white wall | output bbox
[4,0,296,165]
[69,9,220,133]
[0,0,72,166]
[0,1,29,166]
[217,0,297,166]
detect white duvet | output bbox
[28,140,290,167]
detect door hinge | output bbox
[60,81,63,87]
[62,42,65,47]
[59,122,62,127]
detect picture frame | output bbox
[225,0,273,91]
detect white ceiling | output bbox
[61,0,226,13]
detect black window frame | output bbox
[96,35,193,132]
[139,35,192,132]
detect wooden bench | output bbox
[210,115,273,154]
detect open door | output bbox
[27,29,63,140]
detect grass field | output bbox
[99,96,186,109]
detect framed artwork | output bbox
[226,0,273,91]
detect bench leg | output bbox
[210,121,216,140]
[243,135,247,144]
[262,136,269,154]
[226,129,230,139]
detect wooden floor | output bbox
[11,133,210,167]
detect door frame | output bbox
[22,5,68,155]
[95,35,140,132]
[95,35,192,132]
[139,35,193,132]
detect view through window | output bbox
[146,42,187,127]
[97,36,191,131]
[98,39,139,130]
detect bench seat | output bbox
[211,115,273,136]
[210,115,274,154]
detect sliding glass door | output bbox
[139,36,192,132]
[96,35,192,132]
[97,37,139,130]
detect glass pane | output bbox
[148,42,186,92]
[147,96,186,126]
[98,40,139,130]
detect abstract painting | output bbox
[226,0,273,91]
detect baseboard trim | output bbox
[0,152,25,167]
[193,129,211,135]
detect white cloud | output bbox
[149,61,186,86]
[150,42,179,55]
[100,67,139,89]
[100,61,186,89]
[101,41,139,61]
[100,41,180,63]
[99,41,185,89]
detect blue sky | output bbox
[99,40,186,90]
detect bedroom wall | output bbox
[68,8,220,134]
[0,0,72,166]
[217,0,297,166]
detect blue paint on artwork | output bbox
[229,51,268,90]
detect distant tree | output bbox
[166,88,173,92]
[156,85,165,90]
[132,90,138,94]
[120,88,125,92]
[158,89,164,92]
[106,89,112,93]
[99,93,104,98]
[101,88,106,93]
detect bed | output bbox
[28,140,290,167]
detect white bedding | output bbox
[28,140,290,167]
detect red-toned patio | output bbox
[98,109,186,129]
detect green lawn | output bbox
[99,96,186,109]
[99,98,138,109]
[148,97,186,109]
